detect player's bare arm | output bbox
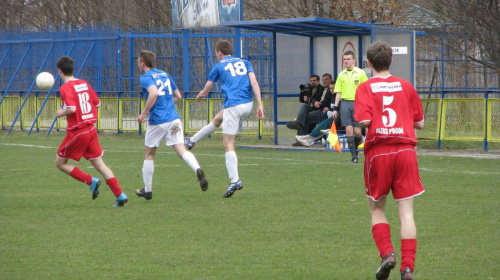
[249,72,265,120]
[138,85,159,123]
[56,106,76,118]
[173,89,182,104]
[197,81,215,102]
[332,91,342,118]
[414,121,424,130]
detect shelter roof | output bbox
[220,17,373,37]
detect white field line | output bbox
[2,143,499,175]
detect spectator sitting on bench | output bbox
[287,74,333,146]
[296,81,345,146]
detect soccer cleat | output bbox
[90,178,100,200]
[286,121,303,130]
[184,137,196,150]
[196,168,208,191]
[401,268,413,280]
[351,157,359,164]
[223,179,243,198]
[113,192,128,207]
[135,188,152,200]
[376,253,396,280]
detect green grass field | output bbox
[1,131,499,279]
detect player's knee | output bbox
[213,118,222,127]
[55,159,64,170]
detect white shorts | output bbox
[145,119,184,147]
[222,102,253,135]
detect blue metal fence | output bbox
[1,25,498,150]
[0,25,273,135]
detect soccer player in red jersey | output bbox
[54,56,128,207]
[355,41,425,280]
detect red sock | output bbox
[106,177,123,197]
[401,239,417,272]
[69,167,93,185]
[372,223,394,258]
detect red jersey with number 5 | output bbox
[60,79,100,131]
[354,76,424,153]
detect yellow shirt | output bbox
[334,67,368,101]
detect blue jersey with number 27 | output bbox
[140,68,180,125]
[208,56,254,108]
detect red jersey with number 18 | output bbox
[354,76,424,154]
[60,79,100,131]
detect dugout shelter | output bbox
[221,17,419,145]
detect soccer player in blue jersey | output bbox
[135,50,208,200]
[196,40,264,198]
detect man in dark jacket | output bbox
[287,74,333,144]
[299,75,324,106]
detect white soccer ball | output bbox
[36,72,55,90]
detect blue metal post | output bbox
[234,28,242,58]
[11,43,55,134]
[129,29,135,93]
[0,45,31,108]
[484,90,488,151]
[437,32,446,149]
[239,0,244,21]
[183,29,190,95]
[181,28,190,136]
[273,32,278,145]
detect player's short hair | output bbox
[344,50,356,59]
[367,41,392,72]
[215,40,233,56]
[139,50,156,68]
[310,75,320,82]
[56,56,74,76]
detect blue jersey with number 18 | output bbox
[208,56,254,108]
[140,68,180,125]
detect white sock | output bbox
[225,151,239,183]
[191,122,218,143]
[142,160,154,192]
[182,151,201,172]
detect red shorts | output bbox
[57,125,103,162]
[364,144,424,201]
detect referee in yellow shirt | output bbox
[332,50,368,163]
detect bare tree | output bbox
[244,0,330,19]
[328,0,408,24]
[417,0,500,81]
[0,0,172,30]
[244,0,408,24]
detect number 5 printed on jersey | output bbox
[382,95,397,127]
